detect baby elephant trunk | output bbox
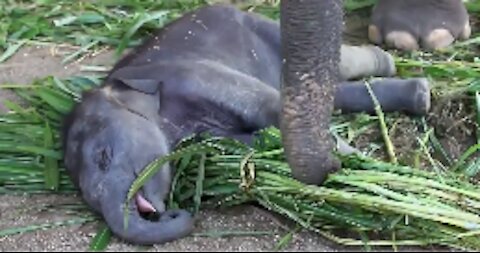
[101,182,194,245]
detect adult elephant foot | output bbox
[368,0,470,51]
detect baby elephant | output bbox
[62,4,430,245]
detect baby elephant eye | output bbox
[94,146,113,171]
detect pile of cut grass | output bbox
[135,128,480,250]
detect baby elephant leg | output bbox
[339,45,396,80]
[334,78,431,116]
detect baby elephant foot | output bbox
[340,45,396,80]
[405,78,431,115]
[368,45,396,77]
[335,78,431,116]
[368,0,470,51]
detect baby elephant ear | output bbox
[116,78,159,94]
[109,66,161,94]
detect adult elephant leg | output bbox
[280,0,343,185]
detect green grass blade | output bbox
[115,10,170,58]
[274,226,300,251]
[89,223,112,252]
[43,121,59,191]
[62,40,100,64]
[364,80,397,164]
[194,153,206,214]
[451,143,480,173]
[0,40,27,63]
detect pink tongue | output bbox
[135,193,157,213]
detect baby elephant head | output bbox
[62,76,194,245]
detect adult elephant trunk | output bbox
[280,0,343,185]
[100,177,194,245]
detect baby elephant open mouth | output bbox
[136,191,162,221]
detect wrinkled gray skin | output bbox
[62,4,431,245]
[280,0,344,185]
[369,0,470,51]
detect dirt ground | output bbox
[0,194,342,252]
[0,8,473,252]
